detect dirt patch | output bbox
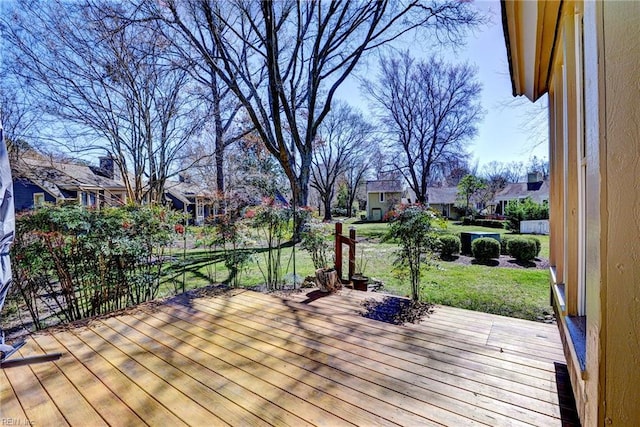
[360,296,434,325]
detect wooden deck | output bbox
[1,288,574,426]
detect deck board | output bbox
[1,288,572,426]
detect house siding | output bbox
[13,179,56,211]
[367,191,402,220]
[503,1,640,424]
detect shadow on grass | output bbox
[470,259,500,267]
[507,259,538,268]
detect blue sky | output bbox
[338,0,549,169]
[458,0,549,168]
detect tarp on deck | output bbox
[0,119,15,314]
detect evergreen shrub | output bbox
[439,235,461,258]
[471,237,500,262]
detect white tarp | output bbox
[0,119,14,314]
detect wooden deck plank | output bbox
[32,333,146,426]
[88,317,269,427]
[3,343,69,426]
[25,336,108,426]
[229,292,561,387]
[5,289,571,426]
[127,307,418,426]
[154,304,494,426]
[259,291,560,371]
[176,296,561,426]
[53,330,188,426]
[0,366,28,421]
[100,316,313,427]
[70,322,227,426]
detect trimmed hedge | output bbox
[461,217,506,229]
[507,237,538,262]
[500,235,514,255]
[472,237,500,262]
[501,234,541,257]
[439,235,461,258]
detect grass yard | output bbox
[162,218,553,322]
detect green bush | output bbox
[500,235,515,255]
[472,237,500,262]
[504,197,549,232]
[384,205,443,301]
[461,218,505,229]
[507,237,538,262]
[301,221,333,270]
[10,204,180,328]
[439,235,461,258]
[527,236,541,256]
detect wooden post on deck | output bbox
[348,226,356,280]
[335,222,343,279]
[334,222,357,282]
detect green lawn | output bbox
[162,220,553,322]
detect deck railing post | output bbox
[348,226,356,279]
[335,222,343,279]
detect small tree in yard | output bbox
[384,205,443,301]
[456,174,486,216]
[247,198,292,290]
[300,221,333,270]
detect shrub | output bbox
[507,237,538,262]
[10,204,179,328]
[500,235,515,255]
[439,235,461,258]
[527,236,542,256]
[476,219,506,229]
[331,207,348,217]
[504,197,549,232]
[300,221,333,270]
[472,237,500,262]
[384,205,443,301]
[461,217,506,229]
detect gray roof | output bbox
[13,156,126,199]
[494,180,549,204]
[164,179,216,205]
[426,186,459,204]
[366,180,404,193]
[426,180,550,206]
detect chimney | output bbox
[527,172,543,191]
[527,172,543,183]
[99,156,115,179]
[178,173,191,184]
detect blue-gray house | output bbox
[12,155,127,212]
[164,175,217,225]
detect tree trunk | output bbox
[315,268,341,293]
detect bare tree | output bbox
[343,147,377,218]
[310,103,376,220]
[143,0,480,208]
[364,51,482,204]
[482,160,524,184]
[0,78,39,161]
[1,0,205,204]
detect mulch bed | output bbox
[443,254,550,270]
[360,297,434,325]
